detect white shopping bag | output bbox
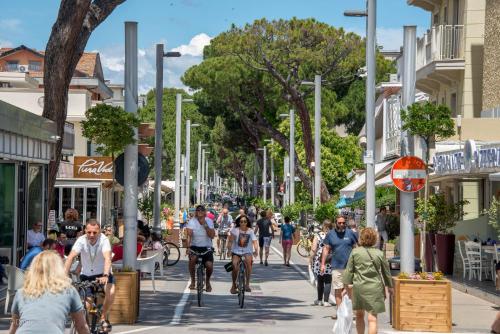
[332,295,353,334]
[308,265,316,285]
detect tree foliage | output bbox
[81,104,140,156]
[416,194,468,233]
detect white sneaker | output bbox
[313,300,323,306]
[323,302,332,307]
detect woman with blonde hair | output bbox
[343,227,393,334]
[9,251,89,334]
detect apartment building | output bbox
[0,45,116,227]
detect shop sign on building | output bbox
[73,156,113,179]
[434,140,500,175]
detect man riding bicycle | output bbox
[216,208,233,255]
[186,205,215,292]
[65,219,114,331]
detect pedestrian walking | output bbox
[320,215,358,319]
[310,220,333,306]
[255,210,274,266]
[9,251,90,334]
[343,227,393,334]
[374,206,388,250]
[280,216,295,266]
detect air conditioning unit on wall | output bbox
[18,65,29,73]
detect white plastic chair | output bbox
[492,244,500,286]
[457,241,470,279]
[150,249,164,277]
[4,265,25,314]
[465,241,491,281]
[136,254,158,293]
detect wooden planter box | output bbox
[108,271,139,324]
[392,278,452,332]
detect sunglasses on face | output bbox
[337,221,346,225]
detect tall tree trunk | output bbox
[42,0,125,207]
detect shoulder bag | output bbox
[365,247,387,299]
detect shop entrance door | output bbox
[0,163,17,266]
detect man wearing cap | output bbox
[186,205,215,292]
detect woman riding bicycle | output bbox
[227,215,258,294]
[9,251,90,334]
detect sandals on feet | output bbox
[189,283,196,290]
[100,320,112,333]
[230,287,237,294]
[245,286,252,292]
[205,284,212,292]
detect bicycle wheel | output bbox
[238,264,245,308]
[297,239,310,257]
[197,264,204,307]
[163,242,181,266]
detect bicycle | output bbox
[296,228,315,257]
[232,254,247,308]
[71,280,107,334]
[218,229,230,260]
[162,240,181,267]
[189,248,213,307]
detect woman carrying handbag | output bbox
[343,227,394,334]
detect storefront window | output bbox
[62,188,72,217]
[459,180,483,220]
[87,188,98,221]
[28,165,44,229]
[0,164,15,265]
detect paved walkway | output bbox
[0,242,497,333]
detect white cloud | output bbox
[97,33,212,94]
[172,33,211,57]
[0,39,13,48]
[0,19,21,31]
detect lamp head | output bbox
[165,51,181,57]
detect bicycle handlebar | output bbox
[73,280,105,292]
[188,248,214,256]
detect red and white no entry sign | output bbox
[391,156,426,193]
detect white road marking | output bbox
[270,245,312,285]
[115,326,160,334]
[169,280,192,325]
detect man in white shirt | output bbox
[65,219,114,329]
[27,221,44,248]
[186,205,215,292]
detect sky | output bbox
[0,0,430,93]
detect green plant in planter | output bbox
[486,197,500,239]
[138,193,154,225]
[416,193,468,234]
[314,200,338,223]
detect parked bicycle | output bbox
[189,248,213,307]
[71,280,108,334]
[296,227,315,257]
[162,240,181,267]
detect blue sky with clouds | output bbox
[0,0,430,93]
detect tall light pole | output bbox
[180,154,185,209]
[201,148,206,203]
[264,139,274,207]
[123,22,138,269]
[280,111,295,204]
[345,0,376,227]
[400,26,417,273]
[185,119,199,208]
[153,44,181,234]
[174,93,182,226]
[301,75,322,209]
[258,146,267,202]
[283,155,289,206]
[204,152,209,201]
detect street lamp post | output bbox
[153,44,181,234]
[264,139,275,207]
[201,148,206,203]
[185,119,199,209]
[174,93,182,227]
[345,0,376,227]
[279,111,295,204]
[258,146,267,202]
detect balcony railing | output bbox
[416,25,464,70]
[384,96,402,159]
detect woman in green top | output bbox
[343,227,393,334]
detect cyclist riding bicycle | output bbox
[65,219,114,332]
[216,208,233,255]
[227,215,258,294]
[186,205,215,292]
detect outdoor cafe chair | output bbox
[465,241,492,281]
[457,240,470,279]
[136,253,159,293]
[3,265,25,314]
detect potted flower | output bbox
[416,194,467,274]
[392,271,451,332]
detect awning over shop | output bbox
[148,180,175,195]
[340,160,395,198]
[489,172,500,181]
[336,192,365,208]
[375,174,394,187]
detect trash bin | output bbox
[388,256,422,276]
